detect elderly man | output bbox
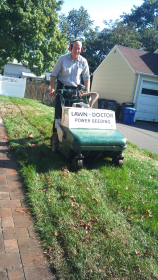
[49,39,90,147]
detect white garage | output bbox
[135,80,158,122]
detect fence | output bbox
[0,76,54,106]
[0,75,26,98]
[24,80,50,102]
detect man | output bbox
[49,39,90,137]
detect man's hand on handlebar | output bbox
[49,89,56,97]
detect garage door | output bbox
[135,81,158,122]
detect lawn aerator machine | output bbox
[51,88,127,169]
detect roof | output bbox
[7,59,23,66]
[7,59,37,68]
[21,72,45,79]
[116,45,158,76]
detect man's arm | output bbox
[84,80,90,92]
[49,76,56,97]
[82,59,90,91]
[49,56,63,96]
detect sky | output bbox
[59,0,144,30]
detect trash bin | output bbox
[98,99,116,109]
[123,107,136,125]
[109,103,121,120]
[98,99,121,119]
[120,102,135,121]
[107,101,117,109]
[98,99,104,109]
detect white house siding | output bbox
[91,46,136,107]
[4,63,31,78]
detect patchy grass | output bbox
[0,95,158,279]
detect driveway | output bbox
[116,121,158,155]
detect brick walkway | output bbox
[0,117,54,280]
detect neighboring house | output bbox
[91,45,158,122]
[3,59,45,80]
[0,59,46,99]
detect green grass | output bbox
[0,95,158,279]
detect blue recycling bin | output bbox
[123,107,136,125]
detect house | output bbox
[0,59,45,99]
[91,45,158,122]
[3,59,45,80]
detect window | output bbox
[142,88,158,96]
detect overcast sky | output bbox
[59,0,144,29]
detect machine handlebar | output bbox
[55,89,99,108]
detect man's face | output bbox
[71,41,82,58]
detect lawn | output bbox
[0,95,158,279]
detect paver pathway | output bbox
[0,117,54,280]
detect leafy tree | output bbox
[82,19,142,76]
[122,0,158,29]
[59,6,94,43]
[82,27,110,75]
[107,20,142,49]
[0,0,67,75]
[140,19,158,51]
[121,0,158,51]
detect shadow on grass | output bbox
[8,136,71,174]
[3,99,119,172]
[84,157,114,172]
[8,135,115,175]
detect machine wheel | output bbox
[77,159,83,169]
[51,132,58,152]
[118,159,123,168]
[112,157,123,168]
[72,156,83,170]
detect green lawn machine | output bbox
[51,88,127,169]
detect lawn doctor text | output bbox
[71,111,114,124]
[62,108,116,129]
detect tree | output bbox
[121,0,158,52]
[136,16,158,52]
[121,0,158,29]
[59,6,94,43]
[106,20,142,49]
[0,0,67,75]
[82,27,110,75]
[82,19,142,76]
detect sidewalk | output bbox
[0,117,54,279]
